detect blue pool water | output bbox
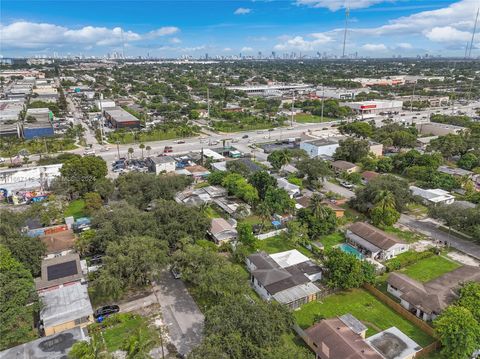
[338,243,364,259]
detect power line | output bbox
[342,3,350,59]
[468,7,479,58]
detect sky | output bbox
[1,0,479,58]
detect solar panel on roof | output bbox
[46,260,78,281]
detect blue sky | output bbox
[1,0,479,57]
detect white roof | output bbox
[410,186,454,203]
[40,282,93,328]
[366,326,422,359]
[212,161,227,171]
[276,177,300,193]
[203,148,225,160]
[270,249,309,268]
[273,282,321,304]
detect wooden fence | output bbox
[363,284,437,337]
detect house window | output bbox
[74,316,89,325]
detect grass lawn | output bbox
[401,255,461,282]
[108,129,195,144]
[203,204,224,219]
[91,313,158,352]
[294,288,434,347]
[64,199,86,219]
[294,114,337,123]
[212,121,277,133]
[382,225,426,243]
[254,235,312,258]
[319,232,345,249]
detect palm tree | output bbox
[146,145,151,157]
[278,149,292,172]
[128,147,134,159]
[309,194,330,220]
[257,202,271,231]
[139,143,145,158]
[122,328,156,359]
[374,190,396,213]
[69,334,110,359]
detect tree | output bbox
[339,121,374,138]
[128,147,134,159]
[284,220,309,246]
[208,171,228,186]
[123,328,156,359]
[376,157,393,173]
[297,206,337,240]
[333,138,370,163]
[323,248,375,289]
[249,171,277,200]
[69,334,111,359]
[458,153,479,170]
[296,157,333,188]
[434,305,480,359]
[264,187,295,215]
[0,245,38,350]
[0,235,45,277]
[237,223,256,246]
[267,150,291,171]
[457,282,480,322]
[139,143,145,158]
[427,134,468,159]
[84,192,103,215]
[94,178,115,201]
[390,130,417,151]
[60,156,108,195]
[370,190,400,226]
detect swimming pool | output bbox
[338,243,364,259]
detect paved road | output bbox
[153,271,204,356]
[399,214,480,261]
[322,180,355,199]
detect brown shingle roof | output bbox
[332,160,357,170]
[305,318,383,359]
[348,222,405,250]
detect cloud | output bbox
[169,37,182,44]
[223,47,233,51]
[0,21,180,50]
[396,42,412,49]
[274,33,332,51]
[424,26,471,43]
[241,46,254,52]
[296,0,391,11]
[361,43,387,51]
[234,7,252,15]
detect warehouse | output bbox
[104,107,141,129]
[23,108,54,139]
[343,100,403,116]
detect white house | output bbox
[246,249,322,309]
[276,177,301,198]
[410,186,455,205]
[300,138,340,158]
[146,156,176,174]
[345,222,409,261]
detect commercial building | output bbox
[246,250,322,309]
[314,87,371,100]
[416,122,465,136]
[146,156,176,174]
[410,186,455,205]
[300,138,340,158]
[343,100,404,116]
[0,164,62,196]
[104,107,141,129]
[387,266,480,321]
[23,108,54,139]
[345,222,409,261]
[39,282,94,336]
[352,77,406,87]
[226,84,311,97]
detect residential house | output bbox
[368,141,384,157]
[387,266,480,321]
[39,282,94,336]
[410,186,455,205]
[276,177,301,198]
[303,314,421,359]
[345,222,409,261]
[295,196,345,218]
[184,165,210,181]
[331,160,359,174]
[35,253,84,292]
[208,217,238,244]
[0,327,88,359]
[361,171,379,184]
[246,250,322,309]
[146,156,176,174]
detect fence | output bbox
[417,341,441,358]
[255,228,287,240]
[363,284,436,337]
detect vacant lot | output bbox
[254,235,312,257]
[294,288,434,347]
[401,255,461,282]
[318,232,344,249]
[64,199,86,219]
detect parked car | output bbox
[340,181,354,189]
[100,146,110,152]
[175,140,185,144]
[83,148,95,156]
[163,146,173,153]
[94,305,120,319]
[242,134,249,139]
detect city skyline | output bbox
[1,0,479,58]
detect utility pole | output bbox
[290,91,295,127]
[207,87,210,119]
[342,5,350,58]
[468,7,479,58]
[116,140,120,159]
[320,84,325,122]
[410,82,416,112]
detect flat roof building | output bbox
[343,100,403,116]
[104,107,141,129]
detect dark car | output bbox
[94,305,120,318]
[242,134,249,139]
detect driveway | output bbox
[153,271,204,356]
[399,214,480,261]
[321,180,355,199]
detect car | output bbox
[209,140,219,145]
[94,305,120,319]
[163,146,173,153]
[171,267,181,279]
[268,128,274,131]
[0,157,5,163]
[83,149,95,156]
[257,130,264,134]
[175,140,185,144]
[340,181,354,189]
[100,146,110,152]
[400,113,405,116]
[242,134,249,139]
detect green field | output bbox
[294,288,435,347]
[254,235,312,257]
[401,255,461,282]
[64,199,86,219]
[294,114,337,123]
[318,232,344,249]
[212,121,277,133]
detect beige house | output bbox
[331,160,359,174]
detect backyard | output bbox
[254,235,313,258]
[294,288,435,347]
[64,199,86,219]
[400,255,461,282]
[318,232,344,249]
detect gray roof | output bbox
[40,282,93,328]
[332,160,357,170]
[339,313,368,335]
[104,107,140,123]
[149,156,175,164]
[348,222,405,250]
[273,282,321,304]
[366,327,422,359]
[0,327,88,359]
[304,138,339,147]
[35,253,83,291]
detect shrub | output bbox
[385,249,435,272]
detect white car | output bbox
[84,149,96,156]
[340,181,354,189]
[0,158,5,163]
[100,146,110,152]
